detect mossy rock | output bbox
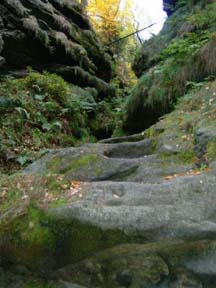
[0,202,135,275]
[126,0,216,133]
[0,0,113,89]
[206,138,216,162]
[54,239,216,287]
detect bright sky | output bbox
[131,0,167,39]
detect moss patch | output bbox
[206,138,216,162]
[1,206,56,273]
[0,205,137,275]
[61,239,216,287]
[177,150,197,164]
[0,174,76,215]
[159,150,196,166]
[48,153,99,174]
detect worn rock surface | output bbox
[24,100,216,242]
[0,79,214,286]
[1,0,216,287]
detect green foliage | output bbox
[125,59,181,131]
[175,0,193,10]
[22,281,58,288]
[48,153,99,174]
[0,72,99,171]
[177,150,196,164]
[206,139,216,162]
[125,0,216,133]
[158,31,210,63]
[188,2,216,30]
[0,71,122,171]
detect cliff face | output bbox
[124,0,216,133]
[0,0,113,96]
[163,0,178,15]
[0,0,117,172]
[163,0,209,15]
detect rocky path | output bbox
[2,80,216,287]
[11,132,215,287]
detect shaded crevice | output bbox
[103,139,156,159]
[95,165,139,181]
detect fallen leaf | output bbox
[29,222,34,229]
[182,135,188,141]
[164,169,205,181]
[164,176,174,180]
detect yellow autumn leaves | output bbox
[81,0,136,45]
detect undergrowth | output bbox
[124,1,216,133]
[0,71,120,172]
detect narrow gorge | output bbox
[1,0,216,287]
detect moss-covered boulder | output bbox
[55,240,216,287]
[0,0,113,95]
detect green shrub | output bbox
[0,72,99,171]
[0,71,121,171]
[124,1,216,133]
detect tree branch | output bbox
[107,20,163,46]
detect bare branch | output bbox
[107,20,164,46]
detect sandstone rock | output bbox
[25,140,192,183]
[55,240,216,287]
[0,0,113,96]
[1,128,216,287]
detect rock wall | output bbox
[0,0,114,97]
[163,0,178,15]
[124,0,216,133]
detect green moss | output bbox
[1,206,136,273]
[0,174,71,215]
[0,187,22,210]
[47,156,61,173]
[49,219,134,265]
[177,150,196,164]
[9,208,51,246]
[66,239,216,287]
[48,153,99,174]
[49,198,68,207]
[0,173,139,271]
[142,126,165,139]
[206,139,216,162]
[159,149,196,165]
[0,206,56,272]
[22,279,59,288]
